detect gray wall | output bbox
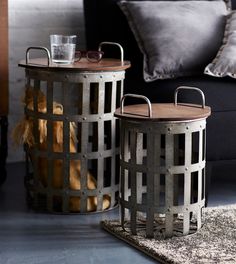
[8,0,86,162]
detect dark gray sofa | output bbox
[83,0,236,179]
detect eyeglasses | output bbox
[75,50,104,63]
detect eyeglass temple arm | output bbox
[98,42,124,65]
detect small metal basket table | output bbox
[114,87,211,238]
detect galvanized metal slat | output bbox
[198,128,204,205]
[111,118,117,206]
[173,134,179,207]
[80,79,90,213]
[197,172,202,231]
[111,80,118,206]
[46,80,54,212]
[120,121,126,229]
[199,126,203,163]
[165,133,174,237]
[146,131,155,238]
[62,81,70,213]
[97,121,104,211]
[33,79,40,147]
[124,126,130,220]
[130,130,137,235]
[120,79,124,105]
[183,130,192,235]
[30,79,42,210]
[136,133,143,205]
[111,80,116,112]
[153,133,161,211]
[203,128,207,200]
[96,79,105,211]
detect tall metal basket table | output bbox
[18,43,130,213]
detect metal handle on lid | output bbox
[174,86,206,109]
[26,46,51,67]
[120,94,152,118]
[98,42,124,65]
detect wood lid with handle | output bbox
[19,42,131,72]
[114,87,211,122]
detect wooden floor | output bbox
[0,162,236,264]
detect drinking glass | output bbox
[50,34,77,64]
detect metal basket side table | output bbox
[114,87,211,238]
[19,44,131,213]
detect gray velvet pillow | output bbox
[118,1,228,81]
[205,11,236,78]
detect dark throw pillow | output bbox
[205,10,236,78]
[118,1,228,81]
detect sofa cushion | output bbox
[118,0,228,81]
[124,74,236,112]
[205,10,236,78]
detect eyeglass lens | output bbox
[75,51,104,62]
[87,51,103,62]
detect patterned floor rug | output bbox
[101,207,236,264]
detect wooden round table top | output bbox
[18,58,131,72]
[114,103,211,122]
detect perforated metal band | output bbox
[119,118,207,238]
[24,68,124,213]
